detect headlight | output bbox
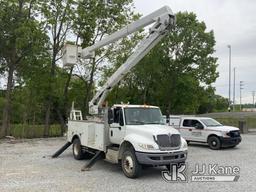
[223,131,230,138]
[182,140,188,149]
[138,143,156,150]
[180,138,187,149]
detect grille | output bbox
[229,130,240,137]
[156,134,181,149]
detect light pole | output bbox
[227,45,231,111]
[240,81,244,111]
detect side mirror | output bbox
[108,108,114,124]
[119,110,124,126]
[195,123,203,129]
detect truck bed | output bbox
[67,120,106,151]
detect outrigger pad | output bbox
[81,151,105,171]
[52,142,72,158]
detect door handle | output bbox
[189,129,192,131]
[111,126,121,130]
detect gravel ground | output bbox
[0,135,255,192]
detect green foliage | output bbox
[205,116,256,129]
[0,2,227,138]
[0,96,4,121]
[105,12,220,114]
[0,0,49,69]
[0,0,51,137]
[75,0,136,47]
[71,0,139,115]
[10,124,61,138]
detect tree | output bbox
[71,0,139,115]
[40,0,75,136]
[105,12,219,114]
[159,12,218,113]
[0,0,48,137]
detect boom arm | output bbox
[63,6,175,115]
[82,6,174,59]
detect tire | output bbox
[208,136,221,150]
[121,148,142,178]
[72,138,84,160]
[83,152,94,159]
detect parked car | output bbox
[173,117,241,149]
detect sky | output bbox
[134,0,256,104]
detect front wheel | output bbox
[121,149,142,178]
[208,136,221,150]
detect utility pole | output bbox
[240,81,244,111]
[233,67,236,111]
[252,91,255,108]
[227,45,232,110]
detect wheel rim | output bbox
[212,140,217,146]
[74,143,79,156]
[124,155,134,174]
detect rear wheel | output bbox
[121,148,142,178]
[208,136,221,150]
[72,138,84,160]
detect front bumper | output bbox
[135,150,187,166]
[220,136,242,147]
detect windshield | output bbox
[201,118,222,127]
[124,108,165,125]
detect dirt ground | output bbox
[0,135,256,192]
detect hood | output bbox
[126,124,180,137]
[208,125,240,132]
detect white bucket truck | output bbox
[53,6,187,178]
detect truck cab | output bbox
[108,105,187,153]
[177,117,241,149]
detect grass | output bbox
[198,112,256,129]
[10,124,62,138]
[218,117,256,129]
[201,115,256,129]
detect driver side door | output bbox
[189,120,205,142]
[109,107,126,144]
